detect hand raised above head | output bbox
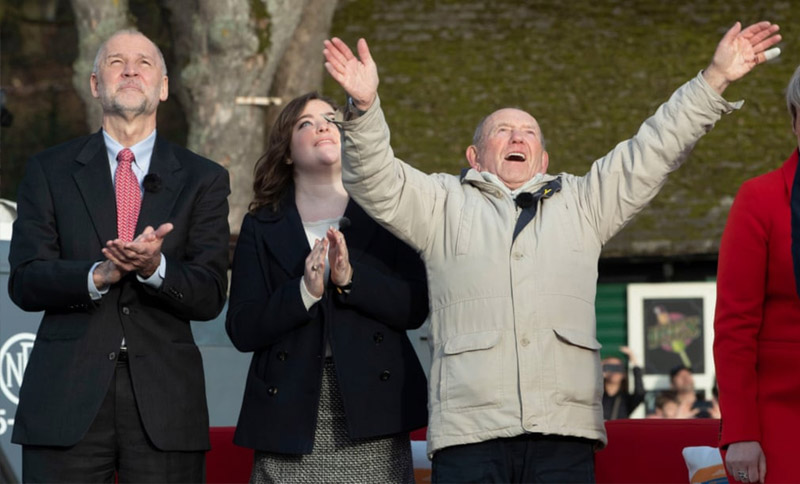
[323,37,379,111]
[619,345,639,366]
[703,21,781,94]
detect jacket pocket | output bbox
[556,200,585,253]
[442,330,502,411]
[552,328,602,407]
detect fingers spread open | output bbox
[721,21,742,45]
[738,21,773,39]
[357,38,373,64]
[323,40,349,66]
[331,37,355,60]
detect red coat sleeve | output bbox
[714,178,769,447]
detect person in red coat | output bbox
[714,64,800,484]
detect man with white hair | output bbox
[324,21,780,483]
[9,29,230,482]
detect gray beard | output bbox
[107,97,149,117]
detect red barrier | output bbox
[208,419,721,484]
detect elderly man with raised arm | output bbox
[324,21,780,483]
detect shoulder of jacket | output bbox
[737,168,781,200]
[554,171,580,185]
[162,139,226,175]
[32,133,97,165]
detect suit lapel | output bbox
[256,191,311,276]
[73,131,117,246]
[782,149,799,195]
[136,135,183,233]
[787,149,800,299]
[255,195,379,276]
[342,200,378,264]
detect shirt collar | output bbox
[103,128,157,172]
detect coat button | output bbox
[121,307,130,315]
[109,352,116,360]
[277,351,288,361]
[512,252,523,260]
[267,386,278,396]
[373,332,384,344]
[379,370,391,381]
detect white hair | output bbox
[787,64,800,124]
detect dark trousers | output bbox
[22,354,205,483]
[431,433,595,483]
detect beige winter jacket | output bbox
[340,72,739,455]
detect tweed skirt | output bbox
[250,358,415,484]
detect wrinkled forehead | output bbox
[486,108,540,132]
[103,33,160,61]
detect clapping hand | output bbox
[327,226,353,287]
[303,238,328,299]
[102,223,173,278]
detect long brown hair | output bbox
[250,92,339,213]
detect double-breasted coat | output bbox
[225,192,429,454]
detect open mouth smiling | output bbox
[505,152,527,162]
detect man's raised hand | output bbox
[323,37,379,112]
[703,21,781,94]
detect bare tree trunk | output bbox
[163,0,337,235]
[162,0,297,234]
[263,0,339,131]
[70,0,132,131]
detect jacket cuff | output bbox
[694,70,744,113]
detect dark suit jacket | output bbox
[225,192,429,454]
[8,130,230,451]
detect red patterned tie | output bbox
[115,148,141,242]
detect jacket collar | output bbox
[136,135,183,235]
[338,200,378,265]
[252,187,376,276]
[73,131,117,245]
[460,167,560,197]
[252,187,308,276]
[781,148,799,195]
